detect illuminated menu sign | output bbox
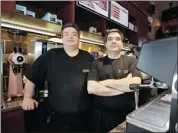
[110,1,129,27]
[78,1,109,17]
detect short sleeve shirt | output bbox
[87,55,142,112]
[26,48,94,114]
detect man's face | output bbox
[105,32,123,52]
[61,27,79,49]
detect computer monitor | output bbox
[137,37,177,87]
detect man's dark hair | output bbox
[104,29,124,43]
[61,23,80,37]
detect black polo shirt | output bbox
[26,48,94,114]
[87,55,142,113]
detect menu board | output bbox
[110,1,129,27]
[77,1,109,17]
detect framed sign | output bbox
[134,26,138,32]
[129,22,134,31]
[77,1,109,17]
[110,1,129,27]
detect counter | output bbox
[2,100,22,113]
[1,93,23,113]
[2,92,127,133]
[1,96,24,133]
[110,121,126,132]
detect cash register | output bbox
[126,37,177,133]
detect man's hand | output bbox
[21,97,38,110]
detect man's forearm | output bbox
[100,77,141,92]
[24,79,35,98]
[87,81,124,96]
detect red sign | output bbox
[110,1,129,27]
[78,1,109,17]
[111,4,120,19]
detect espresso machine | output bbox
[126,37,177,133]
[27,38,63,63]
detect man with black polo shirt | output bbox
[21,23,94,132]
[87,29,142,132]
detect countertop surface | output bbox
[1,93,23,113]
[110,121,126,132]
[2,96,127,132]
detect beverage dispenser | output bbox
[27,38,63,63]
[126,37,177,133]
[5,29,27,102]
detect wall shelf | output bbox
[1,1,150,46]
[1,11,62,36]
[1,11,105,45]
[1,1,149,48]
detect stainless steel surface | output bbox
[0,40,2,73]
[27,41,43,63]
[175,123,178,133]
[127,36,177,133]
[127,92,171,132]
[1,40,3,87]
[131,77,168,110]
[171,71,177,99]
[1,40,5,109]
[1,99,22,113]
[27,41,63,63]
[134,104,170,127]
[1,11,61,37]
[134,90,139,109]
[1,93,22,113]
[169,65,177,133]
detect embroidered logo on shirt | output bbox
[83,69,89,73]
[123,70,129,73]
